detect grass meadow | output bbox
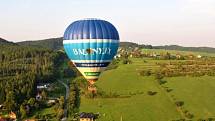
[80,57,215,121]
[164,76,215,119]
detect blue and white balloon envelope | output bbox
[63,19,119,84]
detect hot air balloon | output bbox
[63,18,119,90]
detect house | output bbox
[188,54,194,59]
[36,93,42,101]
[37,84,50,89]
[197,55,202,58]
[176,54,181,59]
[47,99,56,104]
[114,54,121,59]
[80,112,96,121]
[25,119,37,121]
[129,54,133,58]
[0,112,16,121]
[9,111,16,120]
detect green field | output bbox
[164,76,215,119]
[142,48,215,57]
[80,58,215,121]
[81,58,181,121]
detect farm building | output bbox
[80,112,96,121]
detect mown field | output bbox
[80,57,215,121]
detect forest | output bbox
[0,44,63,116]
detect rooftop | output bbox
[80,112,96,119]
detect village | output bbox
[0,45,213,121]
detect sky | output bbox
[0,0,215,47]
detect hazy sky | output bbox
[0,0,215,47]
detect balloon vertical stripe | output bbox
[63,19,119,82]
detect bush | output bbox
[129,92,136,96]
[122,59,132,64]
[155,71,164,80]
[143,60,147,63]
[166,88,173,92]
[157,79,167,85]
[106,64,118,70]
[197,118,215,121]
[197,118,204,121]
[171,119,186,121]
[93,88,120,98]
[175,101,184,107]
[106,59,120,70]
[147,91,157,96]
[63,67,76,78]
[139,70,151,76]
[185,112,194,119]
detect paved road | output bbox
[57,80,69,120]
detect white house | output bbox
[197,55,202,58]
[37,83,50,89]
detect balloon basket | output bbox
[87,84,97,93]
[87,82,97,98]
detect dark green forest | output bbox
[0,44,64,113]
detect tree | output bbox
[20,104,27,119]
[164,52,171,60]
[0,89,5,103]
[0,44,63,113]
[68,82,80,118]
[57,108,64,120]
[59,96,65,109]
[41,90,47,101]
[4,91,16,111]
[155,71,165,85]
[123,59,132,64]
[27,98,36,107]
[139,70,151,76]
[155,71,164,80]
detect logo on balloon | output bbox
[86,48,94,54]
[73,48,111,55]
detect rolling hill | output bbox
[1,37,214,53]
[0,38,17,45]
[154,45,215,53]
[17,37,63,50]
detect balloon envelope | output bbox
[63,19,119,83]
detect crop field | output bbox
[80,57,215,121]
